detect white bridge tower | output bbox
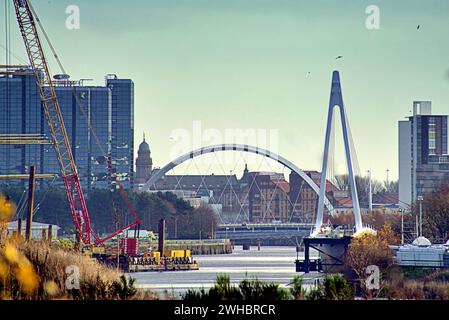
[314,71,363,234]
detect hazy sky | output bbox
[2,0,449,181]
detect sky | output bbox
[2,0,449,181]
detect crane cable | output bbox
[4,0,11,66]
[28,1,66,75]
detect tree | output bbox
[334,174,385,202]
[414,183,449,242]
[346,226,394,299]
[327,210,402,243]
[178,204,217,239]
[333,174,398,208]
[384,180,399,194]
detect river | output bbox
[132,246,322,298]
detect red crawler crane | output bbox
[12,0,140,246]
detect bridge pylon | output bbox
[314,71,363,234]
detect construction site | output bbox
[0,0,207,273]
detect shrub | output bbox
[322,274,354,300]
[183,288,209,301]
[209,274,242,301]
[290,275,305,300]
[110,275,138,300]
[182,274,291,301]
[305,287,324,300]
[304,274,354,300]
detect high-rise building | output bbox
[46,86,112,190]
[398,101,449,208]
[0,69,134,191]
[0,70,44,183]
[106,75,134,189]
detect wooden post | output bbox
[17,218,22,238]
[48,225,53,244]
[158,219,165,256]
[25,166,36,241]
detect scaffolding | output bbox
[0,134,52,145]
[0,134,55,180]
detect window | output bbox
[428,117,436,155]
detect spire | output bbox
[143,131,146,142]
[243,163,249,176]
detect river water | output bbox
[132,246,321,298]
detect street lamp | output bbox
[417,196,424,237]
[367,170,373,212]
[399,208,404,245]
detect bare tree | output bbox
[414,183,449,242]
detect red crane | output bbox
[12,0,141,246]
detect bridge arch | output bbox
[141,144,334,214]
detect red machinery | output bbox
[12,0,141,246]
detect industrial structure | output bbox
[7,220,60,240]
[395,236,449,268]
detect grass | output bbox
[0,235,154,300]
[0,192,157,300]
[382,267,449,300]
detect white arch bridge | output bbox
[141,144,334,233]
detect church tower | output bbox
[135,133,153,186]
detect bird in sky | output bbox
[336,55,343,60]
[417,25,421,30]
